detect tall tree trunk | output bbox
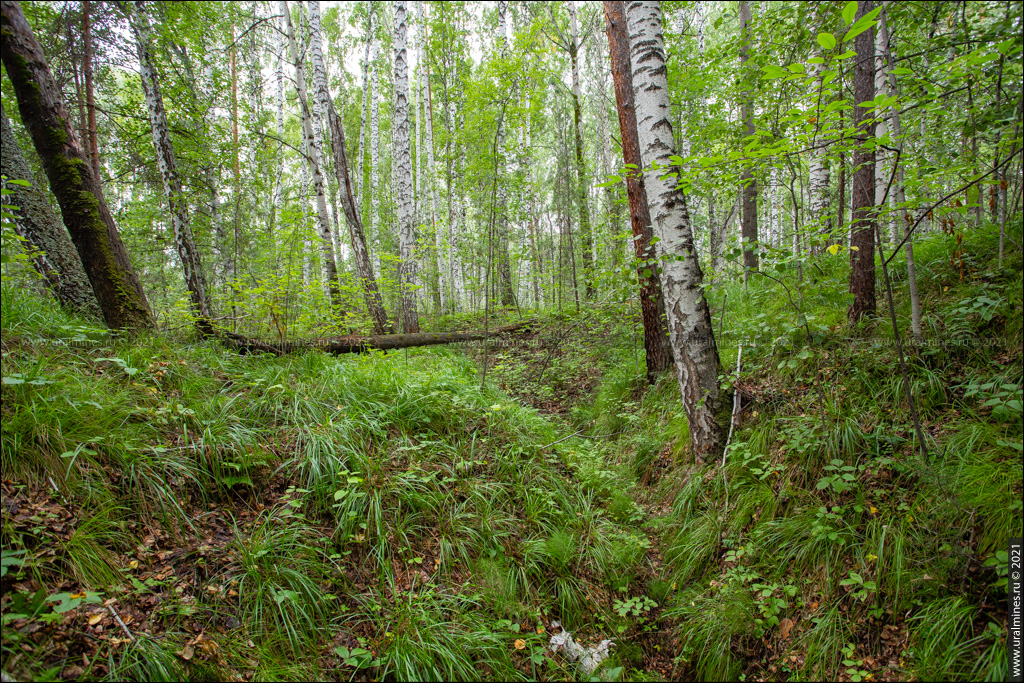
[569,0,596,299]
[1,0,151,329]
[1,105,99,317]
[420,1,445,313]
[393,0,419,333]
[82,0,100,179]
[129,1,211,320]
[874,8,897,245]
[370,30,381,274]
[877,8,922,342]
[281,0,342,310]
[604,0,674,384]
[308,1,342,264]
[271,15,285,253]
[848,0,877,323]
[738,0,758,283]
[808,65,831,250]
[494,0,515,308]
[526,107,543,307]
[624,0,724,456]
[355,4,374,207]
[326,99,391,334]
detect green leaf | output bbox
[817,32,837,50]
[842,1,858,25]
[762,65,789,80]
[843,6,883,42]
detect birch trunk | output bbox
[394,0,420,333]
[625,0,724,455]
[604,0,675,384]
[282,0,342,310]
[874,9,897,246]
[878,8,922,342]
[326,98,391,334]
[308,1,342,264]
[130,1,211,319]
[420,1,446,312]
[355,5,374,207]
[370,32,381,271]
[271,15,285,247]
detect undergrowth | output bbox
[2,224,1021,681]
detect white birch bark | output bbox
[874,11,897,245]
[394,0,419,332]
[355,5,374,207]
[419,1,446,312]
[308,0,342,263]
[282,0,342,308]
[130,1,211,319]
[300,134,312,288]
[627,0,724,456]
[370,31,381,274]
[272,15,285,244]
[878,8,922,342]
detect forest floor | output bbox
[1,223,1022,682]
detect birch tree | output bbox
[625,0,724,455]
[877,8,922,342]
[603,0,674,384]
[394,0,420,333]
[281,0,343,311]
[129,0,211,320]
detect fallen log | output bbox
[200,320,534,356]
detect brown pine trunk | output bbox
[1,0,152,329]
[848,0,877,323]
[604,0,674,384]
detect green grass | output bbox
[2,217,1020,681]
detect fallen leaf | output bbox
[513,639,526,650]
[180,644,195,661]
[88,614,103,626]
[779,617,795,640]
[129,560,138,569]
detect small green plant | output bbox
[983,550,1009,590]
[1,549,27,577]
[841,642,871,681]
[750,582,797,635]
[334,645,378,670]
[839,571,877,603]
[816,459,861,494]
[964,380,1023,422]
